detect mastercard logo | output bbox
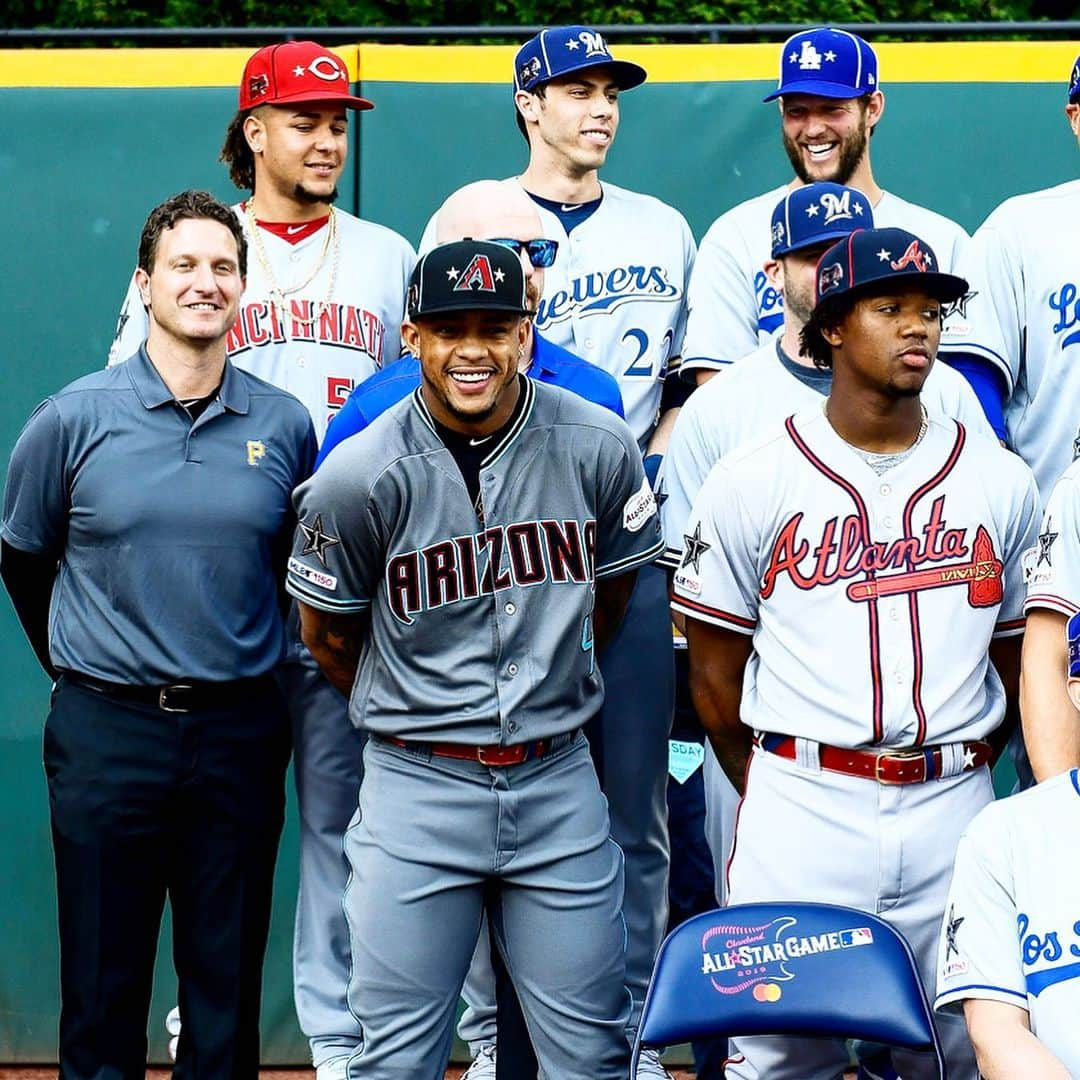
[753,983,782,1003]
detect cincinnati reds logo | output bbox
[760,496,1003,608]
[307,56,347,83]
[453,253,499,293]
[699,916,873,1000]
[890,240,932,273]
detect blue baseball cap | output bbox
[1069,611,1080,677]
[513,26,647,94]
[814,227,968,307]
[771,183,874,258]
[1069,54,1080,104]
[764,27,879,103]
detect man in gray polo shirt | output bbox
[287,239,663,1078]
[1,190,315,1080]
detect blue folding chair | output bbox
[632,901,945,1078]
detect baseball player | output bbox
[659,187,994,903]
[674,227,1039,1078]
[681,26,970,384]
[935,616,1080,1076]
[286,239,664,1079]
[107,42,414,1079]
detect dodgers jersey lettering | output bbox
[936,768,1080,1073]
[287,379,663,743]
[671,406,1038,747]
[682,188,970,377]
[418,182,695,448]
[944,179,1080,504]
[658,339,996,570]
[108,204,415,443]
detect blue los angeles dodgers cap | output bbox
[771,183,874,258]
[1069,611,1080,677]
[813,227,968,307]
[1068,54,1080,103]
[764,27,879,103]
[514,26,647,94]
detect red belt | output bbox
[756,733,992,784]
[382,733,571,767]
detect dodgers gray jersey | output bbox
[108,204,415,443]
[658,339,996,570]
[936,768,1080,1073]
[672,407,1038,747]
[682,188,970,378]
[944,179,1080,505]
[287,378,664,743]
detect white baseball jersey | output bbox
[943,180,1080,505]
[935,768,1080,1073]
[658,339,996,571]
[419,182,696,449]
[1023,457,1080,617]
[672,406,1038,747]
[682,188,971,378]
[108,204,415,444]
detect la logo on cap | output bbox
[451,254,501,293]
[795,39,827,70]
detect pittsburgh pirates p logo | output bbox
[246,440,266,466]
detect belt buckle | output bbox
[874,749,925,785]
[159,683,195,713]
[476,744,526,767]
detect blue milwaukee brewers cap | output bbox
[764,27,879,103]
[1069,611,1080,677]
[514,26,647,94]
[771,183,874,258]
[813,227,968,307]
[1068,54,1080,103]
[407,239,533,320]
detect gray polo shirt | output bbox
[2,346,316,684]
[287,378,664,743]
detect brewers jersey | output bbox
[936,768,1080,1073]
[108,204,415,444]
[287,378,663,742]
[658,339,996,571]
[943,180,1080,504]
[682,188,971,378]
[672,406,1038,747]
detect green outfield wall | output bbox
[0,38,1075,1061]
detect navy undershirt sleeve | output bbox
[943,353,1008,441]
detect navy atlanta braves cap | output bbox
[514,26,647,94]
[407,240,533,320]
[1069,611,1080,677]
[1068,54,1080,103]
[764,27,879,103]
[814,227,968,307]
[771,183,874,258]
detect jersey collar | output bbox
[126,345,250,415]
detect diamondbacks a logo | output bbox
[453,253,497,293]
[890,240,933,273]
[700,916,873,1000]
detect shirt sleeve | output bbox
[942,354,1007,442]
[1025,468,1080,618]
[106,272,148,367]
[315,388,367,470]
[657,396,717,571]
[1,399,69,555]
[996,462,1041,636]
[670,460,760,634]
[592,424,664,579]
[935,818,1027,1015]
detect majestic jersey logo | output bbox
[226,300,385,362]
[386,519,597,625]
[760,496,1003,608]
[890,240,933,273]
[452,253,498,293]
[535,265,681,326]
[1048,282,1080,349]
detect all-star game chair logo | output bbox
[700,916,874,1002]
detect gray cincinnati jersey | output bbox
[287,378,664,743]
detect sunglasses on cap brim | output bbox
[485,237,559,269]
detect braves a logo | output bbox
[453,253,498,293]
[890,240,932,273]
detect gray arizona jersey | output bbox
[658,338,997,570]
[287,378,664,743]
[108,204,415,444]
[419,181,696,449]
[681,188,971,379]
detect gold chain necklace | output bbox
[245,200,340,330]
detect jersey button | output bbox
[505,602,517,615]
[585,339,594,349]
[507,663,519,677]
[883,516,895,528]
[879,483,892,496]
[507,720,519,734]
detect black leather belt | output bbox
[63,672,276,714]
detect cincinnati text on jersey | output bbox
[226,299,386,362]
[386,519,597,626]
[534,265,681,326]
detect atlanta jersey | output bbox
[108,204,415,444]
[672,406,1038,747]
[936,768,1080,1073]
[681,188,970,379]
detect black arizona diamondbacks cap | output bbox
[407,239,535,319]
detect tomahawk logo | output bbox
[453,254,497,293]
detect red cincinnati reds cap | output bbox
[239,41,374,112]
